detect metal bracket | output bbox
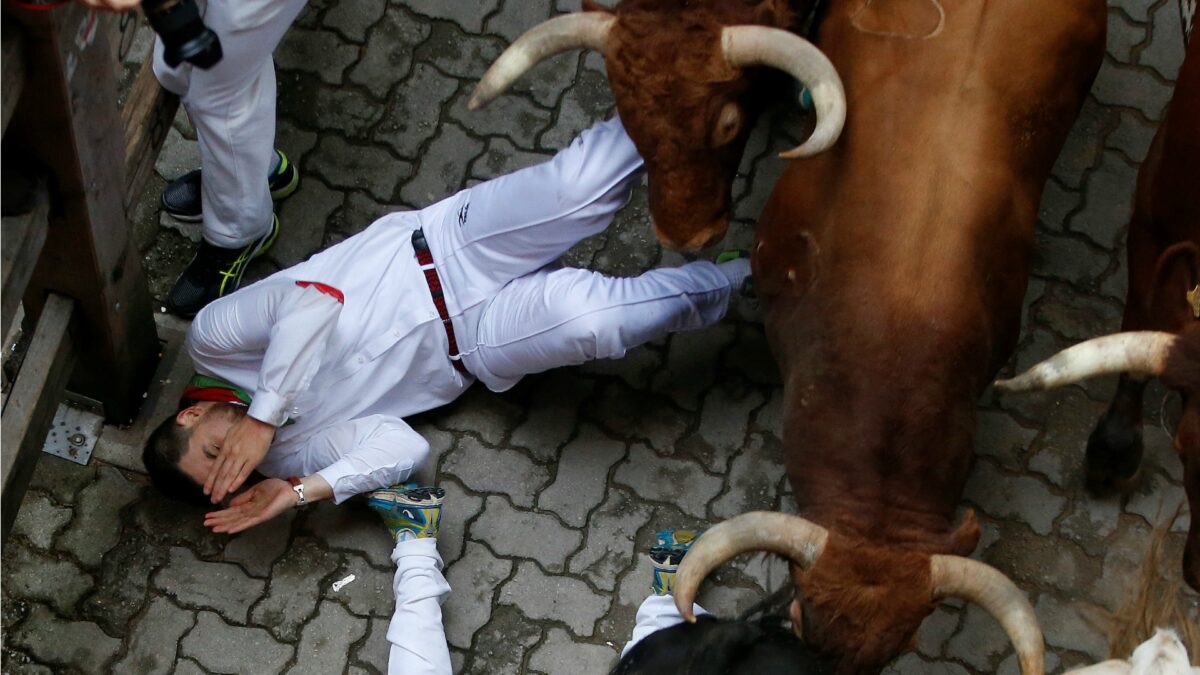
[41,402,103,465]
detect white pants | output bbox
[621,594,710,659]
[420,118,734,391]
[389,537,452,675]
[152,0,306,248]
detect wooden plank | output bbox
[7,3,159,423]
[0,182,49,341]
[1,293,75,542]
[122,55,179,211]
[1,19,25,135]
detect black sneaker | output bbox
[165,215,280,318]
[161,149,300,222]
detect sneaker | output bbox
[367,484,445,543]
[165,215,280,317]
[649,528,703,596]
[161,149,300,222]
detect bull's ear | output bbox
[1150,241,1200,329]
[581,0,614,13]
[753,0,799,27]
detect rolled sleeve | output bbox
[293,416,432,504]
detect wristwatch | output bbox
[287,477,307,507]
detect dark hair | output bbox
[612,615,835,675]
[143,414,210,507]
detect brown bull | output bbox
[474,1,1104,673]
[996,34,1200,592]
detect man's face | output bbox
[176,403,242,486]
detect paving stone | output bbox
[1143,425,1185,482]
[153,546,266,623]
[159,210,203,244]
[1051,98,1113,190]
[112,597,194,675]
[275,28,359,85]
[442,541,513,649]
[436,478,485,565]
[915,605,959,658]
[328,556,394,618]
[154,127,201,181]
[329,190,394,239]
[405,0,500,32]
[652,324,737,411]
[1036,595,1109,662]
[308,135,411,202]
[0,658,53,675]
[579,343,662,389]
[566,488,652,592]
[1091,59,1175,121]
[946,602,1016,671]
[27,454,97,506]
[996,650,1061,675]
[510,372,596,461]
[180,611,292,674]
[724,324,783,386]
[3,543,94,616]
[1105,110,1158,162]
[538,424,626,527]
[529,626,618,675]
[436,387,523,445]
[442,435,551,508]
[614,443,724,519]
[82,531,170,635]
[174,659,207,675]
[882,653,971,675]
[1028,388,1108,487]
[1124,470,1189,530]
[1110,0,1151,22]
[964,459,1067,536]
[472,496,582,570]
[591,190,661,277]
[448,88,554,151]
[1031,283,1122,342]
[373,63,460,159]
[975,410,1037,470]
[1089,516,1153,611]
[272,178,341,268]
[352,617,390,673]
[690,384,764,472]
[1069,149,1139,248]
[466,604,543,675]
[321,0,385,43]
[1031,231,1112,283]
[250,537,340,641]
[8,605,120,673]
[278,76,384,138]
[291,601,368,675]
[986,526,1099,596]
[712,433,786,520]
[472,137,554,181]
[400,122,485,207]
[223,510,296,577]
[128,490,225,559]
[1139,2,1187,81]
[1058,495,1122,556]
[277,119,321,167]
[1037,179,1081,232]
[499,561,610,636]
[305,501,395,567]
[58,466,142,568]
[10,492,72,550]
[1106,9,1147,62]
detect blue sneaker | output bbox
[367,484,445,543]
[649,528,703,596]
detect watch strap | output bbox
[287,476,307,507]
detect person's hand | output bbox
[203,478,296,534]
[205,415,276,503]
[77,0,143,12]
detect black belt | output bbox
[412,229,468,376]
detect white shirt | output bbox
[187,203,473,503]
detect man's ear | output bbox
[176,404,206,428]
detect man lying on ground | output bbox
[144,117,752,675]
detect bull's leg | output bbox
[1085,374,1148,492]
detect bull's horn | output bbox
[721,26,846,159]
[930,555,1045,675]
[673,511,828,622]
[469,13,614,110]
[994,332,1177,393]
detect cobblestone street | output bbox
[3,1,1198,673]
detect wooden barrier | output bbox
[2,1,177,541]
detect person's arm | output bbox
[190,278,346,502]
[203,417,431,533]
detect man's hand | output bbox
[203,478,295,534]
[205,415,276,503]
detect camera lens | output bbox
[143,0,223,69]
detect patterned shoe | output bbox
[649,528,703,596]
[367,484,445,543]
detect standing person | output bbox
[152,0,304,317]
[144,117,754,674]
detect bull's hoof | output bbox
[1084,412,1144,494]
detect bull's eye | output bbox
[711,102,743,147]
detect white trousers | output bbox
[152,0,305,247]
[389,537,452,675]
[419,117,734,392]
[621,594,710,659]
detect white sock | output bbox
[716,256,751,292]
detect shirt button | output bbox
[393,329,401,338]
[357,356,366,364]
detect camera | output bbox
[142,0,222,69]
